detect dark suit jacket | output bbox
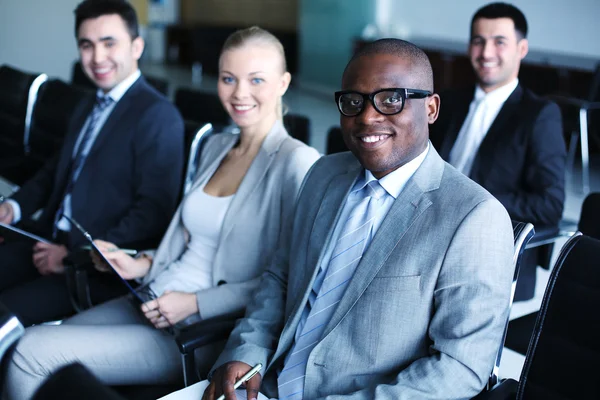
[11,76,184,249]
[430,84,566,230]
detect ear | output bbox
[278,71,292,97]
[518,38,529,60]
[427,93,441,124]
[131,36,145,61]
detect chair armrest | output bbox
[175,310,244,355]
[472,378,518,400]
[63,249,95,312]
[547,94,600,110]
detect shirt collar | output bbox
[353,141,430,199]
[474,78,518,104]
[96,69,141,102]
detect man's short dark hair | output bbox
[346,38,434,92]
[74,0,139,39]
[471,2,528,39]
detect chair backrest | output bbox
[283,113,311,145]
[516,232,600,400]
[487,221,535,390]
[29,79,92,158]
[144,76,169,97]
[70,61,96,92]
[183,123,215,196]
[578,192,600,240]
[587,62,600,102]
[0,65,46,156]
[326,126,348,155]
[0,303,25,391]
[174,88,230,127]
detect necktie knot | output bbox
[365,180,386,200]
[95,94,113,111]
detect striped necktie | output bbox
[277,180,387,400]
[53,94,113,237]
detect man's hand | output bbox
[141,291,199,328]
[32,242,68,275]
[202,362,262,400]
[0,202,14,225]
[92,239,151,279]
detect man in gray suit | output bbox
[203,39,514,400]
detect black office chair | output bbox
[283,113,311,144]
[0,303,25,392]
[326,126,348,154]
[174,88,231,127]
[549,63,600,193]
[479,221,536,393]
[476,232,600,400]
[505,191,600,356]
[0,79,92,186]
[0,65,47,176]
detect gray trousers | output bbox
[4,296,224,400]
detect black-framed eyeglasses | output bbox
[334,88,432,117]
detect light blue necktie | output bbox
[277,180,387,400]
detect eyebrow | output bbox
[471,34,508,40]
[220,70,265,76]
[78,36,116,46]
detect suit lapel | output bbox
[275,164,360,360]
[439,90,472,159]
[470,85,522,176]
[218,121,288,245]
[320,147,443,340]
[52,98,94,197]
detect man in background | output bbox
[430,2,566,301]
[0,0,184,325]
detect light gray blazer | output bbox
[142,121,320,320]
[213,145,514,399]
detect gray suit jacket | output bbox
[142,121,320,320]
[213,145,514,399]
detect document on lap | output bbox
[157,379,272,400]
[0,222,52,244]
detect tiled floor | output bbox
[2,62,598,386]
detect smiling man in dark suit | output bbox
[0,0,184,325]
[429,2,566,301]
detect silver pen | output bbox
[216,363,262,400]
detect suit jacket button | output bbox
[217,280,227,286]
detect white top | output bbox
[150,184,234,296]
[449,79,519,176]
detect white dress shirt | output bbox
[7,70,142,229]
[449,79,518,176]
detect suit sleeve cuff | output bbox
[5,199,21,224]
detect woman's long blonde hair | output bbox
[220,26,288,120]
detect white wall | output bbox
[379,0,600,59]
[0,0,81,80]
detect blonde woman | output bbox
[4,26,320,399]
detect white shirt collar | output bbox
[355,141,430,199]
[96,69,141,102]
[474,78,518,104]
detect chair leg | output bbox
[181,352,199,387]
[579,108,590,193]
[567,130,579,178]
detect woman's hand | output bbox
[92,239,151,280]
[141,291,199,328]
